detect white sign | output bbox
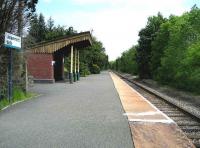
[52,61,55,66]
[4,32,21,49]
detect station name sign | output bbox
[4,32,21,49]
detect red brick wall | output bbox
[27,53,54,80]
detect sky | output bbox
[37,0,200,61]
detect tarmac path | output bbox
[0,71,133,148]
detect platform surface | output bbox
[0,72,133,148]
[110,72,195,148]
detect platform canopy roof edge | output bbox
[27,31,92,54]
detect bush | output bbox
[80,63,91,77]
[90,64,100,74]
[81,69,91,77]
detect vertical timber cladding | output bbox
[27,53,54,83]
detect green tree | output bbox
[151,6,200,93]
[136,13,166,78]
[47,17,54,32]
[38,13,46,42]
[117,46,138,75]
[151,21,170,79]
[28,14,78,43]
[28,14,39,43]
[80,37,108,74]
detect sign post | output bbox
[4,32,21,102]
[8,48,12,102]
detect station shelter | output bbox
[27,32,92,83]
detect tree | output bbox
[80,37,108,74]
[115,46,138,75]
[151,21,170,79]
[111,7,200,94]
[28,14,78,43]
[136,13,166,78]
[0,0,38,98]
[37,13,46,42]
[28,14,39,44]
[155,7,200,93]
[0,0,38,45]
[47,17,54,32]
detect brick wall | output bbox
[27,53,54,80]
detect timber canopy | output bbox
[28,31,92,53]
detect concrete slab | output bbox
[131,123,194,148]
[110,72,195,148]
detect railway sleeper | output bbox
[182,128,200,133]
[158,108,180,112]
[170,116,193,121]
[166,113,187,117]
[180,126,200,132]
[176,120,200,126]
[161,111,183,114]
[151,105,174,108]
[192,139,200,148]
[186,132,200,139]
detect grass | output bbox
[0,88,37,110]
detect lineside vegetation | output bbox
[110,6,200,94]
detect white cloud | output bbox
[41,0,191,60]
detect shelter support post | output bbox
[74,48,77,82]
[77,50,80,81]
[70,45,73,84]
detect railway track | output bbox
[115,72,200,147]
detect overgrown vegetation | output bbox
[111,6,200,94]
[0,0,38,99]
[0,88,35,110]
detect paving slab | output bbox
[110,72,195,148]
[0,72,133,148]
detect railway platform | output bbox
[110,72,195,148]
[0,71,196,148]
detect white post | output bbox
[77,50,80,80]
[25,61,28,91]
[70,45,73,83]
[74,48,77,82]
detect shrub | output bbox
[90,64,100,74]
[80,63,91,77]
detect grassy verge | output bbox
[0,88,37,110]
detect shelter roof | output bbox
[29,31,92,53]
